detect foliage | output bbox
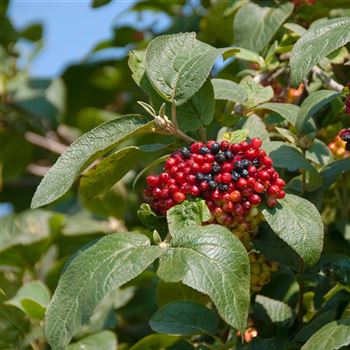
[1,0,350,349]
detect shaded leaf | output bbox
[301,318,350,350]
[150,301,218,335]
[212,78,248,104]
[234,1,294,53]
[67,331,117,350]
[129,334,179,350]
[296,90,340,135]
[240,76,274,108]
[242,114,270,145]
[6,281,50,320]
[138,203,168,236]
[255,102,299,126]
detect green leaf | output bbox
[20,23,43,41]
[218,128,249,144]
[129,334,180,350]
[301,318,350,350]
[166,200,211,237]
[157,224,250,333]
[234,1,294,53]
[6,281,50,320]
[67,331,117,350]
[212,78,248,104]
[138,203,168,236]
[294,310,337,342]
[242,114,270,146]
[0,210,63,266]
[319,158,350,189]
[275,127,296,144]
[150,301,218,336]
[264,141,318,172]
[45,232,162,350]
[80,146,140,200]
[284,22,307,36]
[145,32,230,105]
[254,295,293,325]
[129,49,215,132]
[80,144,165,200]
[31,115,153,208]
[233,47,265,67]
[306,139,333,166]
[290,17,350,85]
[13,78,65,126]
[156,281,209,307]
[296,90,340,135]
[91,0,111,8]
[254,102,300,126]
[262,193,324,265]
[240,76,274,108]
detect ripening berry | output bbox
[146,175,159,187]
[173,192,185,203]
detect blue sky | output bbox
[9,0,154,77]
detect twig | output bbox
[25,131,67,154]
[26,164,50,177]
[297,260,305,328]
[171,103,178,129]
[312,66,344,92]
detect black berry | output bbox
[196,172,205,182]
[199,146,210,155]
[218,183,228,191]
[215,152,226,163]
[208,180,217,190]
[241,169,249,178]
[224,151,233,160]
[232,171,241,181]
[210,142,220,154]
[180,147,191,159]
[212,163,221,174]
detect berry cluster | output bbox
[328,130,350,159]
[249,252,278,293]
[144,138,282,293]
[339,129,350,151]
[144,138,286,229]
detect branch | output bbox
[25,131,67,154]
[312,66,344,92]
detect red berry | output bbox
[250,138,262,150]
[249,194,261,205]
[221,192,231,202]
[230,143,241,153]
[205,153,215,162]
[248,165,257,175]
[234,204,244,216]
[168,178,176,186]
[267,185,280,196]
[267,196,277,207]
[188,174,196,184]
[262,156,273,167]
[146,175,159,187]
[176,172,185,184]
[223,201,234,212]
[190,185,200,196]
[247,177,256,187]
[152,187,162,199]
[165,157,177,168]
[222,172,232,184]
[220,140,230,151]
[168,184,178,194]
[254,181,265,193]
[211,189,221,201]
[275,178,286,188]
[207,140,216,148]
[237,178,247,189]
[257,170,270,181]
[159,172,170,183]
[276,190,286,199]
[242,201,251,210]
[191,142,204,153]
[230,190,242,202]
[200,181,209,191]
[161,188,169,199]
[214,174,222,183]
[258,149,267,158]
[169,166,179,175]
[240,141,249,151]
[222,162,234,172]
[173,192,186,203]
[201,163,212,173]
[245,148,257,160]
